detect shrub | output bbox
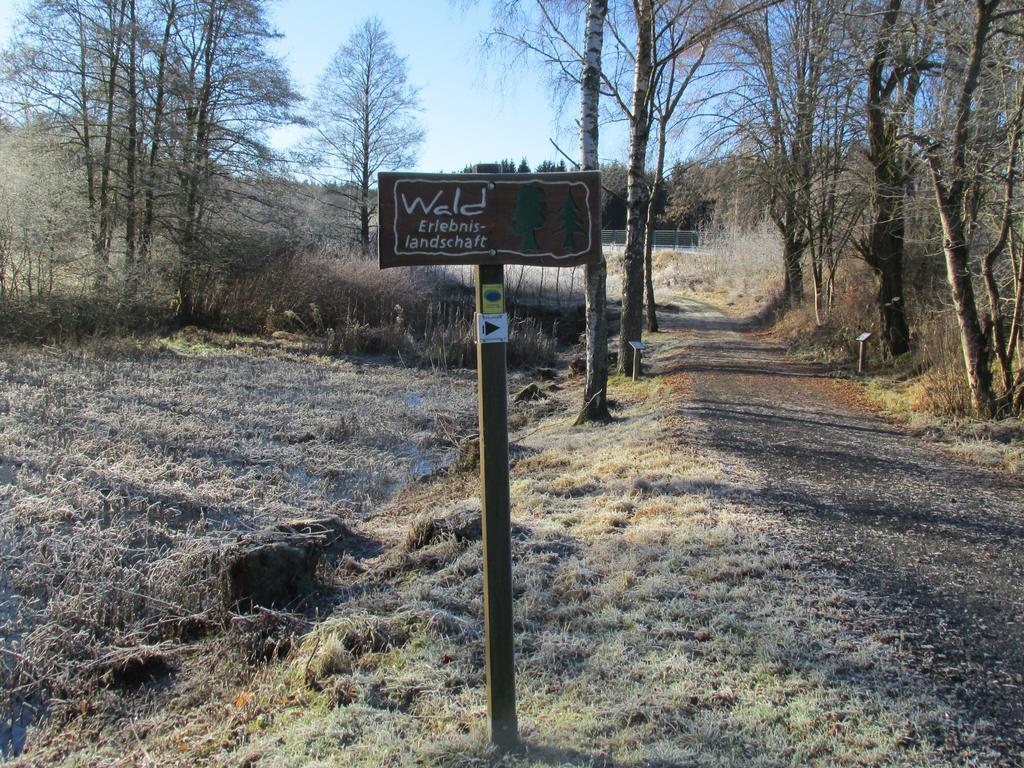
[914,310,973,417]
[200,245,562,369]
[0,295,173,344]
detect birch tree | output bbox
[490,0,614,421]
[614,0,771,373]
[577,0,612,423]
[644,28,708,332]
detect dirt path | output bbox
[664,297,1024,762]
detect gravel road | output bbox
[668,297,1024,764]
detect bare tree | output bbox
[805,77,859,324]
[712,0,856,313]
[0,126,90,299]
[4,0,297,316]
[308,17,424,250]
[643,32,708,332]
[138,0,178,274]
[5,0,130,285]
[161,0,297,321]
[489,0,613,422]
[917,0,1024,415]
[615,0,771,374]
[852,0,933,357]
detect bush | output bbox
[196,245,561,369]
[773,260,877,364]
[0,294,173,344]
[0,243,566,369]
[914,310,973,417]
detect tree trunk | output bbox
[1008,235,1023,363]
[937,200,995,416]
[862,0,913,357]
[359,196,370,250]
[618,0,654,376]
[874,249,909,356]
[140,0,177,269]
[864,176,910,355]
[76,7,97,227]
[643,113,668,333]
[177,0,220,323]
[811,252,824,326]
[781,210,804,306]
[982,78,1024,400]
[575,0,611,424]
[123,0,139,297]
[360,60,372,250]
[922,0,1001,416]
[95,0,129,291]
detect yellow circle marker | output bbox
[481,283,504,313]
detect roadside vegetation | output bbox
[1,0,1023,762]
[4,325,979,766]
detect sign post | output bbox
[628,340,647,382]
[473,261,517,747]
[856,332,872,374]
[379,169,601,749]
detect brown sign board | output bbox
[378,171,602,269]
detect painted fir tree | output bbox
[510,185,547,251]
[554,192,585,249]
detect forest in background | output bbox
[0,0,1022,420]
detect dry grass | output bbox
[650,223,784,317]
[437,264,586,313]
[0,335,475,755]
[13,323,975,767]
[772,259,878,366]
[858,311,1023,474]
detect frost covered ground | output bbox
[0,331,475,757]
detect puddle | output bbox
[0,696,36,758]
[411,450,456,480]
[1,582,36,759]
[0,463,15,486]
[406,442,456,481]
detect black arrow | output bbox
[484,320,501,336]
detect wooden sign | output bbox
[375,166,606,750]
[378,171,602,268]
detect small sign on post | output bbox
[628,340,647,382]
[379,168,601,749]
[477,313,509,344]
[856,332,872,373]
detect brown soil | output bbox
[666,297,1024,765]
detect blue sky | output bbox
[0,0,634,172]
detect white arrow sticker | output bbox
[476,313,509,344]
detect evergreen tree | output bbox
[554,193,585,248]
[510,185,547,251]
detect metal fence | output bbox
[601,230,699,249]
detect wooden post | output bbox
[475,263,518,749]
